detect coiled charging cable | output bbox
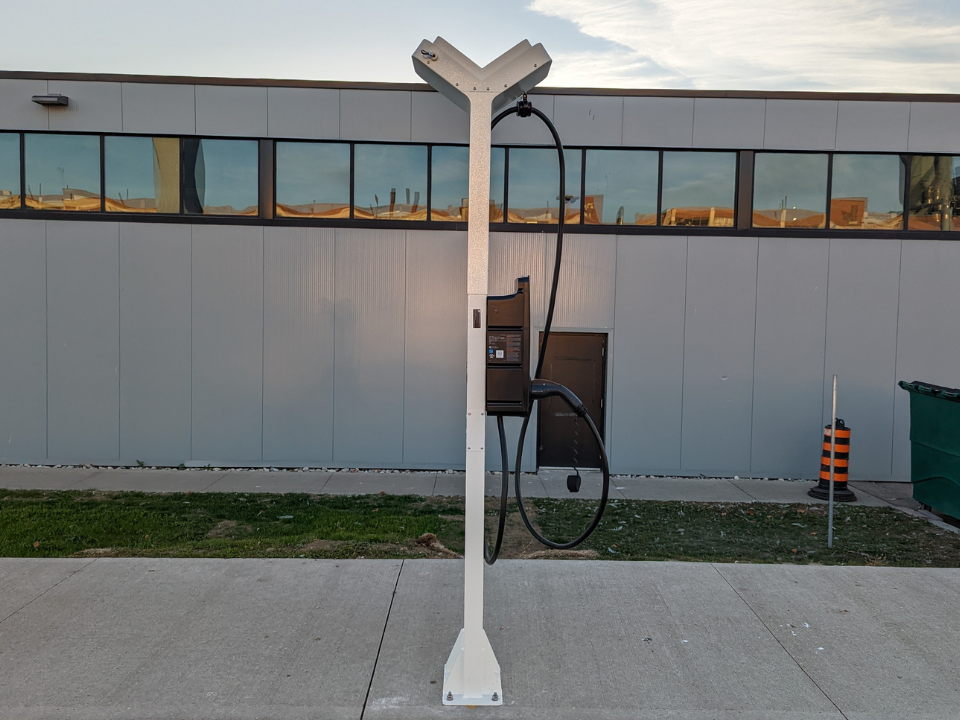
[484,96,611,564]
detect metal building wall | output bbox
[2,79,960,478]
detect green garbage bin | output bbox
[898,380,960,520]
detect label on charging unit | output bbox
[487,331,522,364]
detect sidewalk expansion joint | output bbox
[0,559,97,626]
[200,472,232,491]
[359,558,405,720]
[710,563,850,720]
[728,479,759,502]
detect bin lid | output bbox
[899,380,960,402]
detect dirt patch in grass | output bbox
[70,547,117,558]
[205,520,255,539]
[523,549,599,559]
[484,496,544,559]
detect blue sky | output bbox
[1,1,958,92]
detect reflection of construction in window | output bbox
[909,155,957,232]
[105,136,180,214]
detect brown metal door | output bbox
[537,332,606,468]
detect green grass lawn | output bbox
[1,488,958,566]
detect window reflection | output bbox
[830,154,904,230]
[24,133,101,211]
[182,138,258,216]
[909,156,958,232]
[275,141,349,218]
[753,153,828,229]
[507,147,581,224]
[0,133,19,209]
[354,144,427,220]
[490,147,505,222]
[661,152,736,227]
[104,136,179,213]
[583,149,658,225]
[430,145,467,221]
[429,146,505,221]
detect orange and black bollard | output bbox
[808,419,857,502]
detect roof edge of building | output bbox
[1,69,958,102]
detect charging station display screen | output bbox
[488,331,523,364]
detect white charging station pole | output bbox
[412,38,551,707]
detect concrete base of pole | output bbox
[442,628,503,705]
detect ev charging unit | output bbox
[412,37,551,707]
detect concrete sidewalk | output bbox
[1,557,958,719]
[0,464,900,506]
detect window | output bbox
[430,145,505,221]
[0,133,19,209]
[104,135,180,213]
[182,138,258,216]
[661,151,736,227]
[429,145,468,221]
[24,133,101,211]
[583,149,658,225]
[490,147,505,222]
[507,147,581,224]
[354,144,427,220]
[909,156,958,232]
[753,153,828,229]
[830,154,904,230]
[275,141,350,218]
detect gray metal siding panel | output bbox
[403,231,467,467]
[823,238,901,479]
[262,227,336,463]
[492,96,556,145]
[763,100,838,150]
[191,225,264,462]
[622,97,694,148]
[609,235,687,473]
[892,241,960,478]
[0,79,49,130]
[333,229,405,465]
[681,236,758,474]
[0,220,47,462]
[907,103,960,154]
[692,99,765,149]
[46,221,120,462]
[411,92,468,144]
[121,83,196,135]
[489,232,548,328]
[267,87,340,139]
[553,95,624,146]
[119,224,192,463]
[550,233,616,330]
[195,85,269,137]
[46,81,122,133]
[486,414,538,473]
[339,90,412,142]
[751,238,829,477]
[835,102,910,151]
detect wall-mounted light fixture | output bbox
[32,94,69,106]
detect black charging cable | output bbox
[483,96,611,564]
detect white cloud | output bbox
[530,0,960,91]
